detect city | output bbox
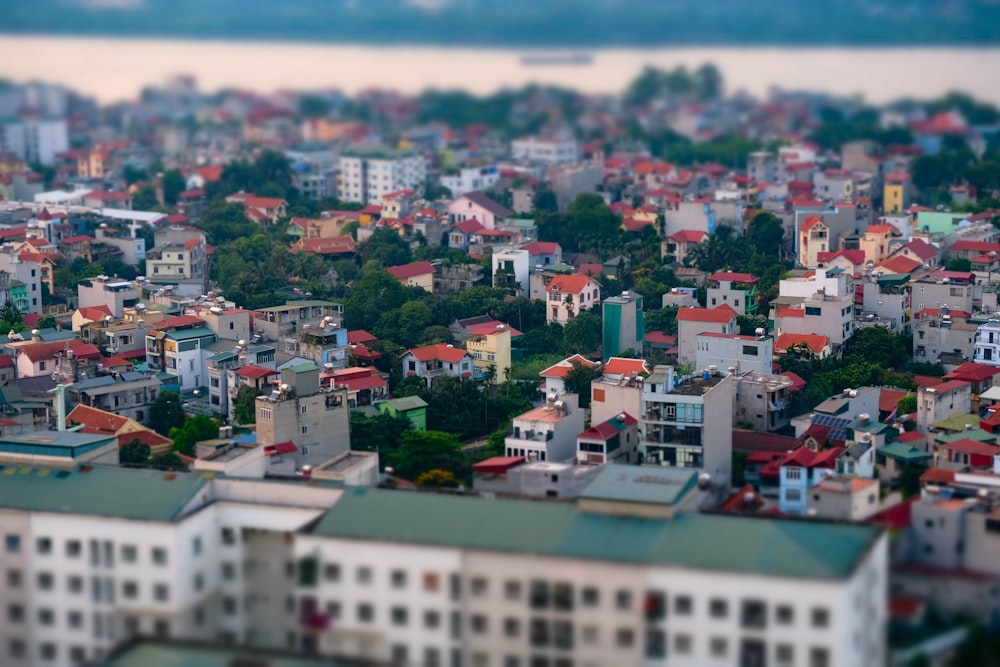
[0,7,1000,667]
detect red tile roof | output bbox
[869,498,915,531]
[780,371,807,391]
[155,315,205,330]
[879,389,912,413]
[781,445,842,469]
[669,229,707,244]
[942,438,1000,456]
[547,274,598,294]
[405,343,470,364]
[539,354,598,378]
[76,305,113,322]
[451,218,484,234]
[472,456,525,474]
[386,261,435,280]
[923,379,969,395]
[521,241,559,256]
[295,236,357,255]
[950,240,1000,254]
[800,214,826,232]
[347,330,378,345]
[904,238,938,261]
[579,412,638,440]
[775,306,805,318]
[775,333,829,355]
[944,362,1000,384]
[602,357,650,377]
[18,339,96,363]
[264,441,298,456]
[466,321,523,338]
[644,331,676,345]
[921,467,956,485]
[66,404,129,434]
[677,304,736,323]
[817,249,866,266]
[234,366,279,380]
[708,271,758,284]
[333,374,387,391]
[875,255,922,275]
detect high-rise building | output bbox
[602,292,644,361]
[337,146,426,204]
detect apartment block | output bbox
[504,394,585,463]
[338,146,426,205]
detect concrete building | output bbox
[676,305,738,367]
[465,322,512,384]
[917,380,973,434]
[641,365,734,489]
[385,261,435,293]
[913,307,977,365]
[440,165,500,197]
[859,272,912,333]
[549,163,602,210]
[504,392,585,463]
[539,354,599,397]
[252,301,344,344]
[806,475,882,521]
[447,191,514,230]
[0,245,43,315]
[400,344,474,388]
[65,372,161,424]
[492,247,531,297]
[602,292,644,361]
[338,146,426,205]
[706,271,759,315]
[912,270,978,314]
[695,332,773,376]
[773,269,855,352]
[545,274,601,326]
[733,371,795,433]
[145,229,208,297]
[0,116,68,165]
[255,363,351,472]
[472,457,602,499]
[510,135,580,165]
[589,359,647,426]
[778,446,841,515]
[576,412,639,465]
[144,326,217,392]
[76,276,140,318]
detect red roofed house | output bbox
[326,367,389,407]
[228,194,288,225]
[447,218,485,251]
[938,438,1000,471]
[539,354,599,395]
[875,255,922,276]
[72,305,114,332]
[662,229,707,261]
[576,412,639,465]
[893,238,939,267]
[859,224,901,265]
[817,249,867,274]
[948,240,1000,262]
[401,343,474,388]
[545,274,601,325]
[779,445,843,514]
[447,191,513,230]
[798,215,830,267]
[385,261,435,293]
[676,304,737,366]
[12,338,100,378]
[774,333,832,359]
[66,404,173,456]
[291,236,357,257]
[707,271,759,315]
[521,241,562,267]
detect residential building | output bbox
[371,395,428,431]
[641,365,734,489]
[913,307,977,365]
[675,304,737,367]
[385,261,435,293]
[296,320,350,369]
[65,373,161,424]
[0,116,67,165]
[917,380,972,434]
[733,371,794,432]
[94,227,146,265]
[492,247,530,297]
[602,292,644,361]
[145,326,217,392]
[859,272,912,333]
[504,392,585,463]
[806,476,882,521]
[440,165,500,197]
[432,261,483,295]
[773,269,855,352]
[799,215,831,268]
[706,271,759,315]
[510,134,580,164]
[0,429,119,469]
[912,270,977,314]
[465,322,512,384]
[883,172,912,214]
[778,446,841,515]
[539,353,599,397]
[576,412,639,465]
[974,317,1000,367]
[145,231,208,297]
[696,332,773,375]
[858,224,900,266]
[326,367,388,409]
[589,357,649,425]
[400,344,474,388]
[252,301,344,343]
[661,229,707,262]
[65,404,172,456]
[338,146,426,204]
[0,245,43,314]
[472,457,602,499]
[661,199,744,238]
[447,191,513,230]
[549,163,603,210]
[255,363,351,471]
[545,274,601,325]
[774,333,832,359]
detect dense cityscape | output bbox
[0,31,999,667]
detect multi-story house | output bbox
[696,332,773,375]
[504,392,585,463]
[641,365,734,489]
[76,276,140,318]
[858,272,912,333]
[0,245,43,314]
[539,354,599,397]
[0,116,67,165]
[545,274,601,325]
[913,306,977,365]
[798,215,831,268]
[916,379,972,434]
[338,146,426,205]
[773,268,855,352]
[733,371,794,432]
[65,373,161,424]
[676,304,738,367]
[440,164,500,197]
[465,322,512,384]
[602,292,644,361]
[858,224,900,266]
[255,363,351,472]
[492,247,531,297]
[805,475,882,521]
[510,134,580,165]
[883,172,912,213]
[589,357,648,424]
[912,269,978,314]
[778,446,842,515]
[144,325,217,392]
[447,191,513,230]
[296,321,350,370]
[385,261,436,293]
[145,233,207,297]
[974,316,1000,367]
[401,344,474,388]
[706,271,759,315]
[252,300,344,344]
[576,412,639,465]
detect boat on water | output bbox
[520,53,594,66]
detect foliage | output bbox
[537,193,622,256]
[737,314,770,336]
[395,376,534,440]
[359,227,413,267]
[0,301,22,326]
[148,391,185,436]
[349,410,414,460]
[208,149,295,201]
[415,469,460,488]
[562,311,602,355]
[897,464,924,500]
[745,211,784,257]
[345,261,412,331]
[119,439,150,465]
[564,361,603,409]
[387,430,469,482]
[148,452,187,471]
[232,385,258,425]
[684,225,751,272]
[946,257,972,272]
[624,64,723,106]
[947,623,1000,667]
[162,169,186,207]
[132,185,158,210]
[644,306,679,335]
[168,415,220,457]
[843,327,910,370]
[896,394,917,416]
[510,353,567,382]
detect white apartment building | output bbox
[504,393,585,463]
[77,276,140,318]
[0,245,44,315]
[440,165,500,197]
[0,465,887,667]
[492,247,531,298]
[0,117,68,165]
[338,147,426,204]
[510,135,579,165]
[695,332,773,376]
[641,365,734,489]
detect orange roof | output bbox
[66,404,129,435]
[405,343,470,364]
[294,236,357,255]
[244,196,286,209]
[775,306,805,318]
[879,389,912,413]
[602,357,651,376]
[775,333,829,354]
[800,214,826,232]
[76,305,113,322]
[194,165,223,182]
[676,305,736,323]
[876,255,922,275]
[539,354,598,378]
[547,274,598,294]
[386,261,435,280]
[866,224,897,235]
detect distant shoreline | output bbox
[1,35,998,107]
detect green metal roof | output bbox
[931,412,981,432]
[878,442,933,462]
[311,488,881,580]
[0,464,208,522]
[208,351,238,362]
[877,273,910,286]
[936,429,997,445]
[164,327,216,341]
[380,396,428,411]
[286,362,320,374]
[580,465,698,506]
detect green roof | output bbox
[877,273,910,286]
[580,465,698,506]
[286,362,319,374]
[380,396,427,411]
[105,641,360,667]
[931,412,980,432]
[878,442,933,462]
[936,429,996,445]
[311,488,881,580]
[208,351,238,363]
[164,327,216,341]
[916,211,969,236]
[0,465,208,521]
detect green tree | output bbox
[843,327,910,370]
[148,452,187,471]
[232,385,258,424]
[684,225,751,271]
[349,411,414,459]
[148,391,184,436]
[169,415,220,457]
[345,261,410,331]
[388,430,469,482]
[563,311,602,355]
[946,257,972,272]
[0,301,22,326]
[119,439,150,465]
[563,361,603,409]
[121,164,147,185]
[359,227,413,267]
[745,211,784,257]
[162,169,186,207]
[132,185,158,210]
[415,469,460,488]
[896,394,917,416]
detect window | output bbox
[154,584,169,602]
[582,587,599,607]
[505,580,521,600]
[616,589,632,610]
[785,467,802,480]
[221,527,236,545]
[616,628,635,648]
[260,406,271,421]
[8,604,24,623]
[810,647,830,667]
[221,562,235,581]
[424,610,441,629]
[530,580,550,609]
[357,566,372,584]
[710,637,728,657]
[553,620,573,649]
[38,608,55,626]
[300,404,308,415]
[530,619,549,647]
[121,545,137,563]
[776,644,795,666]
[324,563,341,581]
[391,607,408,626]
[471,577,488,596]
[4,534,20,552]
[357,603,374,623]
[674,633,692,655]
[811,607,830,628]
[37,572,53,590]
[66,540,82,557]
[645,628,666,659]
[68,576,83,593]
[152,547,168,565]
[9,639,25,658]
[123,581,139,599]
[553,582,573,610]
[424,647,441,667]
[742,345,759,356]
[471,614,488,634]
[674,595,693,615]
[40,643,57,661]
[37,537,52,555]
[423,572,440,591]
[223,597,237,615]
[391,645,409,665]
[192,536,202,556]
[390,569,407,588]
[504,617,520,638]
[776,604,794,625]
[741,599,767,629]
[7,569,21,588]
[710,598,728,618]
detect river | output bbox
[2,35,999,106]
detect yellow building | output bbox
[859,224,899,265]
[77,149,107,180]
[466,323,512,385]
[884,172,911,214]
[385,261,436,293]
